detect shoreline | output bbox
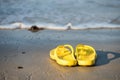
[0,22,120,31]
[0,27,120,32]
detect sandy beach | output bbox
[0,29,120,80]
[0,0,120,79]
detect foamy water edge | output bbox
[0,22,120,30]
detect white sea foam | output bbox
[0,22,120,30]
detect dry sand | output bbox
[0,29,120,80]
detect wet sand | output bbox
[0,29,120,80]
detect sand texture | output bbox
[0,29,120,80]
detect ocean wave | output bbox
[0,22,120,30]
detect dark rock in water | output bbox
[28,25,44,32]
[17,66,23,69]
[66,23,72,30]
[22,52,26,54]
[67,26,71,30]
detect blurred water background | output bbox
[0,0,120,29]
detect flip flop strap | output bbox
[64,44,74,58]
[76,44,96,59]
[75,44,84,56]
[54,44,74,59]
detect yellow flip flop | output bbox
[50,44,77,66]
[75,44,97,66]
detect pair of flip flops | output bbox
[50,44,97,66]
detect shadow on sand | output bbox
[95,50,120,66]
[48,50,120,68]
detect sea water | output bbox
[0,0,120,30]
